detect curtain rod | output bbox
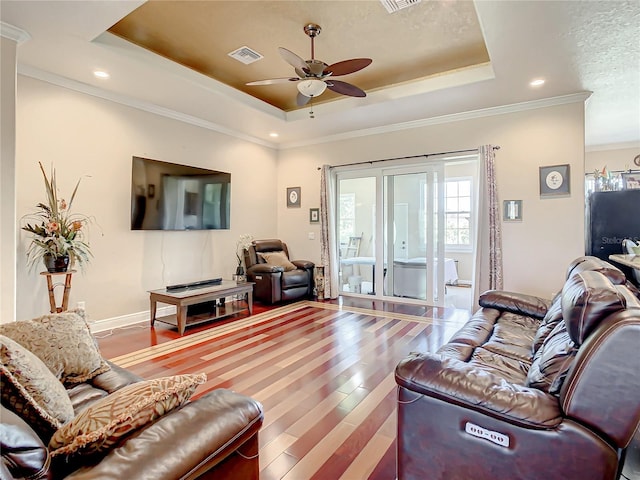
[316,146,500,170]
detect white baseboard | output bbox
[89,305,176,333]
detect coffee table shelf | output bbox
[149,280,254,335]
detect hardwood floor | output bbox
[96,298,471,479]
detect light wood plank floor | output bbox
[97,298,471,479]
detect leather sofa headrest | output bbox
[566,256,626,285]
[561,270,627,345]
[253,239,285,253]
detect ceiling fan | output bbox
[246,23,372,110]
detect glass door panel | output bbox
[383,166,445,305]
[337,176,376,295]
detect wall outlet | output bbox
[76,301,86,311]
[308,232,315,240]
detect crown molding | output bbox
[0,22,31,44]
[280,92,593,150]
[585,141,640,153]
[17,64,278,149]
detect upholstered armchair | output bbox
[243,239,314,304]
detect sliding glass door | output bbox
[336,162,448,305]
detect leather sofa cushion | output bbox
[282,269,309,288]
[562,271,627,345]
[526,321,577,395]
[532,295,563,354]
[469,347,529,384]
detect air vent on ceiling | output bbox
[380,0,422,14]
[228,46,263,65]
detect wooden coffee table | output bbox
[149,280,254,335]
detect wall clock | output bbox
[539,164,570,197]
[286,187,301,207]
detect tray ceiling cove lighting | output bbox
[297,79,327,98]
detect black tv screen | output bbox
[131,156,230,230]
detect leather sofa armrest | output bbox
[291,260,314,270]
[247,264,284,274]
[0,405,52,480]
[479,290,551,319]
[62,389,263,480]
[395,352,562,429]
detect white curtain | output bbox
[472,145,503,309]
[320,165,340,298]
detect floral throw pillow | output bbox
[1,335,75,441]
[0,311,110,384]
[49,373,206,458]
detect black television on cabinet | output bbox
[131,156,230,230]
[586,189,640,261]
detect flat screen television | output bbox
[131,156,230,230]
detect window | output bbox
[444,178,472,248]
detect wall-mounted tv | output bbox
[131,156,230,230]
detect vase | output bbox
[44,254,70,273]
[235,265,245,276]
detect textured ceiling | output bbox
[108,0,489,111]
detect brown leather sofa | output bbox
[395,256,640,480]
[1,361,263,479]
[243,239,314,304]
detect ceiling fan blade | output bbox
[296,92,312,106]
[246,77,299,86]
[279,47,308,71]
[324,58,372,76]
[325,79,366,97]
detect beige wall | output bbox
[278,102,587,299]
[13,75,604,320]
[586,146,640,173]
[15,76,278,322]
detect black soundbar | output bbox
[166,278,222,291]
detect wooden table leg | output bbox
[60,273,73,312]
[247,290,253,315]
[45,275,56,313]
[150,295,157,327]
[177,305,187,335]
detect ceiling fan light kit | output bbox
[297,79,327,98]
[246,23,372,117]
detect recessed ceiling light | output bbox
[93,70,110,79]
[269,133,279,138]
[530,78,545,87]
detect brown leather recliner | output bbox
[243,239,314,304]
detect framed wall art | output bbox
[309,208,319,223]
[539,164,570,197]
[286,187,301,207]
[503,200,523,222]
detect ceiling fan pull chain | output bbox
[309,98,315,119]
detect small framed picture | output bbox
[621,172,640,189]
[539,164,570,197]
[286,187,301,208]
[148,184,155,198]
[309,208,319,223]
[503,200,523,221]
